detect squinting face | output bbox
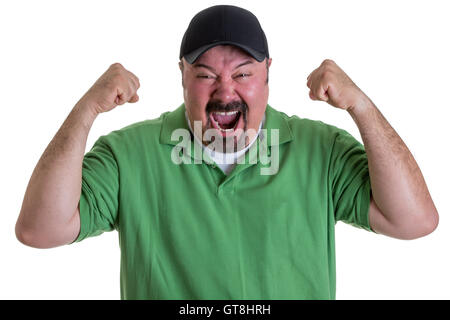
[180,45,272,152]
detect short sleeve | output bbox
[72,136,119,243]
[329,129,374,232]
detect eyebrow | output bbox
[193,60,254,73]
[194,63,217,73]
[234,60,254,69]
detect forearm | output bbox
[16,98,98,241]
[348,96,438,232]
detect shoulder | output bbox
[267,105,347,145]
[92,110,171,151]
[115,111,169,138]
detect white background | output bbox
[1,0,449,299]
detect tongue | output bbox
[213,112,239,129]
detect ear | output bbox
[179,60,185,87]
[267,58,272,68]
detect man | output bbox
[16,5,438,299]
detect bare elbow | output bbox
[15,222,38,248]
[15,208,80,249]
[402,209,439,240]
[422,209,439,236]
[15,216,56,249]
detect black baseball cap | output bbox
[180,5,269,64]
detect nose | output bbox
[212,78,239,104]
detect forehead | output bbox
[195,45,255,66]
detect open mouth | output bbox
[209,110,242,133]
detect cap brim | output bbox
[183,41,266,64]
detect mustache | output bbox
[205,100,248,114]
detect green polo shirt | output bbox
[73,104,374,300]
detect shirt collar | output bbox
[159,103,294,147]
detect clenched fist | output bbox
[80,63,140,115]
[306,59,368,112]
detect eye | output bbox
[196,74,215,79]
[235,73,251,79]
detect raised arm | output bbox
[306,59,439,240]
[15,63,140,248]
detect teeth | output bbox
[213,110,239,116]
